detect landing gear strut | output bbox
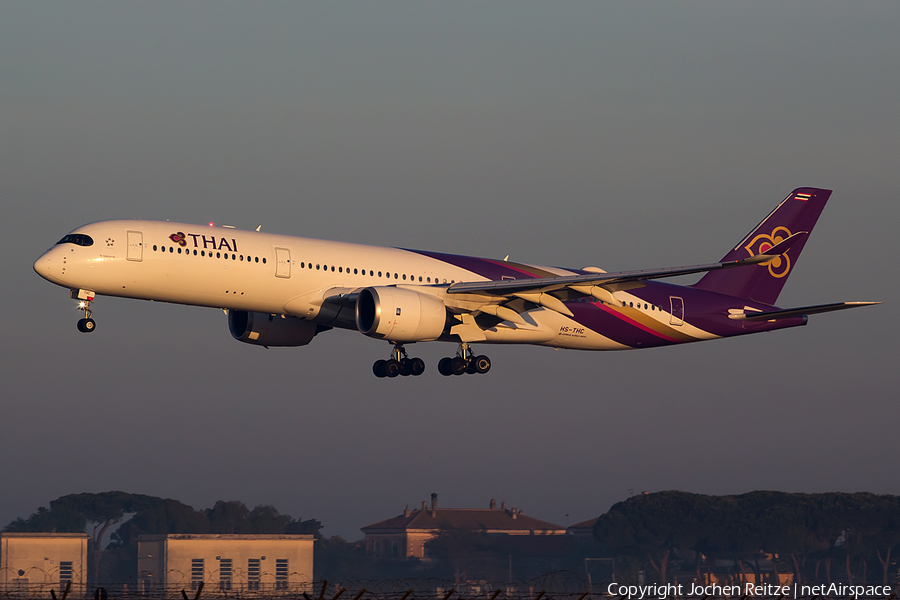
[437,343,491,376]
[74,292,96,333]
[373,343,426,378]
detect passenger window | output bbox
[262,258,266,264]
[153,245,157,251]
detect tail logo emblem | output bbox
[745,226,792,278]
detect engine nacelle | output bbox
[356,287,447,342]
[228,310,318,347]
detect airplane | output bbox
[34,187,878,378]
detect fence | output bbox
[1,579,898,600]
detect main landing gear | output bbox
[437,343,491,376]
[373,343,426,378]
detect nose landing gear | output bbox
[72,289,97,333]
[437,343,491,376]
[373,343,426,378]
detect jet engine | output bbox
[356,287,447,342]
[228,310,319,347]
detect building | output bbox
[0,532,89,595]
[136,534,313,594]
[361,494,566,559]
[566,517,598,538]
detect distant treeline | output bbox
[6,490,900,589]
[596,491,900,586]
[3,491,320,584]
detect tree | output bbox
[3,492,323,587]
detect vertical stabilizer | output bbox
[693,187,830,305]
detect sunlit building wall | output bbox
[0,533,89,595]
[137,534,313,594]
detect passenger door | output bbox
[275,247,291,278]
[126,231,143,262]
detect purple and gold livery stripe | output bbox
[402,249,565,281]
[569,301,699,348]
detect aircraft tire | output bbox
[410,357,426,376]
[373,360,387,378]
[438,357,452,376]
[465,360,478,374]
[473,355,491,374]
[77,318,96,333]
[450,357,467,376]
[399,358,411,376]
[385,359,401,378]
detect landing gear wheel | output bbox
[373,360,387,378]
[410,357,426,376]
[77,318,96,333]
[384,359,401,378]
[465,359,478,374]
[473,355,491,374]
[450,356,467,376]
[399,358,412,376]
[438,357,453,376]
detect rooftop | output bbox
[362,496,564,534]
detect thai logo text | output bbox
[744,226,792,278]
[170,232,238,252]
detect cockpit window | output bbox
[56,234,94,247]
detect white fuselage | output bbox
[35,220,663,350]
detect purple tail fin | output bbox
[693,187,831,305]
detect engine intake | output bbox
[228,311,318,347]
[356,287,446,342]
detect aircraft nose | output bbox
[33,248,59,282]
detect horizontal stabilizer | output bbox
[729,301,881,321]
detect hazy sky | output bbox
[2,2,898,540]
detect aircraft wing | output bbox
[448,231,807,297]
[728,301,881,321]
